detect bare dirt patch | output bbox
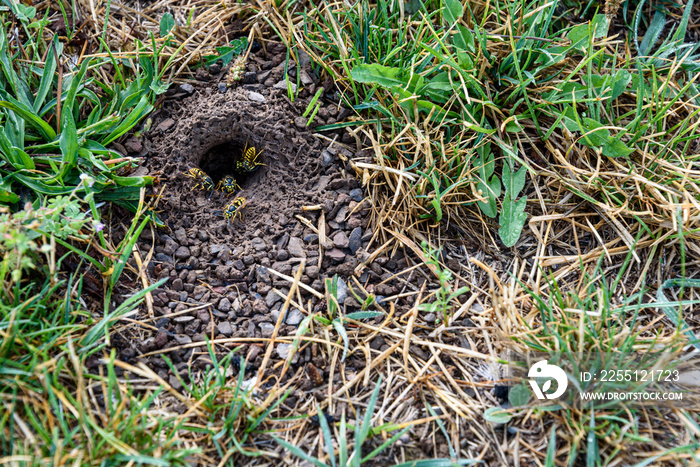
[113,59,419,397]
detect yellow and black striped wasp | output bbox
[216,197,246,227]
[236,143,266,173]
[215,175,241,198]
[183,167,215,197]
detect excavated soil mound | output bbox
[116,77,414,391]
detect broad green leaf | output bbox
[454,24,475,53]
[12,174,74,195]
[13,147,34,170]
[0,187,19,204]
[0,126,33,169]
[150,79,169,95]
[505,119,523,132]
[611,69,632,100]
[602,138,634,158]
[62,59,91,130]
[108,175,153,187]
[59,111,78,178]
[567,15,609,51]
[202,38,248,68]
[476,177,500,218]
[499,196,527,247]
[502,164,527,200]
[344,311,384,320]
[159,13,176,37]
[508,384,531,407]
[580,118,610,147]
[483,407,513,424]
[350,63,406,88]
[13,3,36,21]
[34,38,61,112]
[82,149,110,172]
[443,0,463,25]
[0,100,56,141]
[420,72,453,103]
[475,144,500,218]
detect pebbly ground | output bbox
[110,42,420,394]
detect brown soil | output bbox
[112,45,420,421]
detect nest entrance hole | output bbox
[199,140,245,185]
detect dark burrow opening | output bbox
[198,139,266,193]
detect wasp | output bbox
[236,144,266,173]
[215,175,241,198]
[218,197,246,226]
[183,167,215,197]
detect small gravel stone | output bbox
[215,265,229,280]
[334,206,348,223]
[155,253,172,263]
[169,375,182,391]
[348,228,362,254]
[180,83,195,94]
[174,228,187,245]
[171,278,184,291]
[256,265,271,283]
[321,150,333,166]
[277,343,299,363]
[156,118,175,132]
[333,231,349,249]
[197,310,210,323]
[124,136,142,154]
[259,322,275,338]
[326,248,346,261]
[276,249,289,261]
[336,277,348,305]
[217,321,233,336]
[275,80,298,92]
[218,83,228,93]
[424,313,436,324]
[303,234,319,244]
[252,237,266,251]
[286,309,304,326]
[306,265,319,279]
[349,188,363,202]
[218,298,231,312]
[243,72,258,85]
[154,330,168,348]
[266,290,282,307]
[294,116,307,128]
[288,237,306,258]
[174,246,190,260]
[175,335,192,345]
[210,244,224,255]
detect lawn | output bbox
[2,0,700,465]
